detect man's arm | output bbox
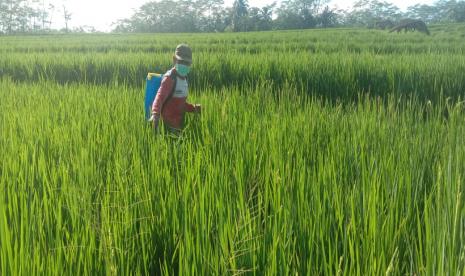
[152,75,175,116]
[185,102,201,113]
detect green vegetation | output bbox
[1,27,465,100]
[0,26,465,274]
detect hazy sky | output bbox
[51,0,436,31]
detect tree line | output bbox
[0,0,75,34]
[342,0,465,27]
[111,0,465,33]
[0,0,464,34]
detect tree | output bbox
[318,6,338,28]
[193,0,225,32]
[0,1,9,33]
[280,0,327,14]
[112,18,134,33]
[343,0,401,27]
[246,3,275,31]
[232,0,248,31]
[28,0,42,32]
[258,3,275,30]
[433,0,465,22]
[63,5,71,32]
[451,1,465,22]
[112,0,199,33]
[274,0,327,30]
[0,0,31,34]
[47,3,54,29]
[405,4,440,23]
[211,7,233,32]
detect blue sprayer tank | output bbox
[144,73,163,120]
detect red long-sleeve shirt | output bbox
[151,68,195,129]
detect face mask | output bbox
[175,63,190,77]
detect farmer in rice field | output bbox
[149,44,201,134]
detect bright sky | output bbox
[50,0,436,32]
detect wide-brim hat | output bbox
[175,44,192,63]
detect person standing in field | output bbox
[149,44,201,134]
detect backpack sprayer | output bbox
[144,73,163,120]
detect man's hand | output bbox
[194,104,201,114]
[148,114,160,131]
